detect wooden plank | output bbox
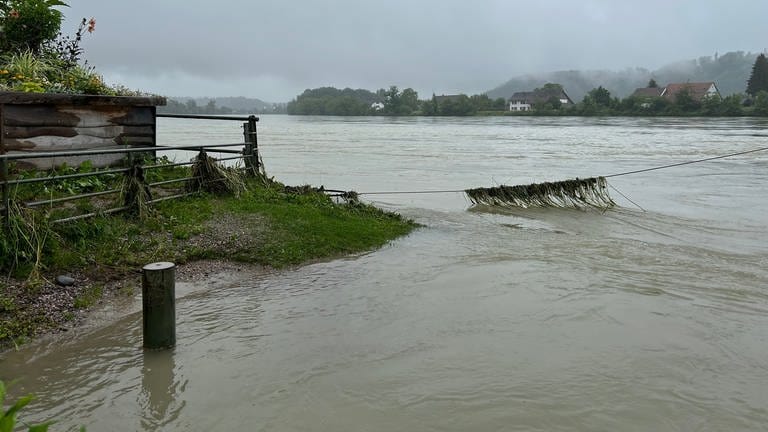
[115,135,154,146]
[60,106,155,127]
[4,126,79,139]
[6,135,125,151]
[5,105,157,128]
[1,96,160,168]
[5,126,154,145]
[4,105,81,127]
[110,107,155,126]
[60,107,134,127]
[75,125,155,134]
[6,135,154,150]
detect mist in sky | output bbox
[62,0,767,102]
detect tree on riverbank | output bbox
[746,53,768,96]
[381,86,419,115]
[287,87,380,115]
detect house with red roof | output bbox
[631,82,720,102]
[662,82,720,101]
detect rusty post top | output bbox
[0,91,166,107]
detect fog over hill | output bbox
[161,51,760,108]
[487,51,759,102]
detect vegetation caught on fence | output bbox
[466,177,616,210]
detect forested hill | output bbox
[158,96,286,114]
[486,51,759,101]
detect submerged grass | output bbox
[223,183,414,267]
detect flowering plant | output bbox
[0,1,135,95]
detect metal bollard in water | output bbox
[142,262,176,349]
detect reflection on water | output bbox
[1,116,767,431]
[140,350,186,430]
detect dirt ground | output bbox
[0,212,270,351]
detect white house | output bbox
[508,88,574,111]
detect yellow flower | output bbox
[0,70,8,74]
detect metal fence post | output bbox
[242,121,251,171]
[243,115,259,173]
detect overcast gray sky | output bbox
[62,1,767,102]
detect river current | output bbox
[2,116,767,431]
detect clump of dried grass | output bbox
[187,151,246,196]
[120,163,152,219]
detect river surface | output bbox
[2,116,768,431]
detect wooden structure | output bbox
[0,92,166,170]
[142,261,177,349]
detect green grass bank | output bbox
[0,179,417,349]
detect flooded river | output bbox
[2,116,768,431]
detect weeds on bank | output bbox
[73,284,102,309]
[1,177,415,277]
[0,204,51,286]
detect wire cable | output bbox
[359,189,465,195]
[348,146,768,196]
[604,146,768,178]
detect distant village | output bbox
[286,51,768,117]
[286,75,766,117]
[505,81,720,112]
[170,52,768,117]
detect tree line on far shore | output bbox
[286,86,507,116]
[286,53,768,117]
[158,98,288,115]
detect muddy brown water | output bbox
[2,116,767,431]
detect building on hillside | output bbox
[631,87,665,99]
[662,82,720,101]
[632,82,720,102]
[630,86,666,108]
[508,88,574,111]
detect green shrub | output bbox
[0,0,67,53]
[0,2,139,95]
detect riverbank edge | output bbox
[0,182,418,352]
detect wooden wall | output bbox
[0,92,166,170]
